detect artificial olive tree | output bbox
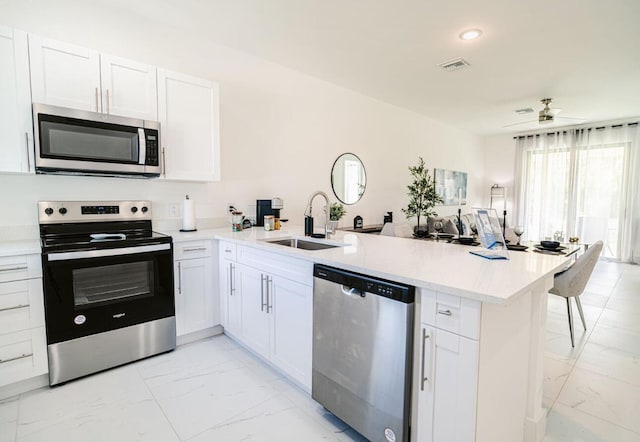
[401,157,443,234]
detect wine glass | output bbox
[514,226,524,245]
[434,221,443,239]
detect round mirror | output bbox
[331,153,367,205]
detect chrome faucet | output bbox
[305,190,331,237]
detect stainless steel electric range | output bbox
[38,200,176,385]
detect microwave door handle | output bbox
[138,128,146,165]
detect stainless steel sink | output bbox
[262,237,345,250]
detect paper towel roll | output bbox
[182,195,196,231]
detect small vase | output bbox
[329,220,339,232]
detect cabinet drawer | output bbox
[420,288,480,340]
[0,330,32,363]
[0,254,42,283]
[174,240,212,260]
[218,241,237,261]
[0,279,45,334]
[0,327,48,387]
[237,245,313,286]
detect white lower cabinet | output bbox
[237,263,270,359]
[268,274,312,389]
[173,240,216,337]
[0,253,47,388]
[414,288,480,442]
[219,242,241,336]
[416,326,479,442]
[218,242,313,390]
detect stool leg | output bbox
[566,297,575,347]
[575,296,587,331]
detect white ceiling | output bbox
[11,0,640,135]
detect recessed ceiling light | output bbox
[459,29,483,40]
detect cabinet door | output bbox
[29,35,101,112]
[237,263,269,359]
[219,257,241,336]
[175,258,214,336]
[100,54,157,120]
[416,326,479,442]
[0,27,33,173]
[157,69,220,182]
[269,275,313,390]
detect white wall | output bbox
[0,4,484,238]
[482,134,517,225]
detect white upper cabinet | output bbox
[100,54,158,120]
[0,27,34,174]
[29,35,158,120]
[158,69,220,182]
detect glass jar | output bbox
[264,215,275,231]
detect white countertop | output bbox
[0,239,41,257]
[166,226,571,305]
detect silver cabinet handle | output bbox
[0,304,28,313]
[106,89,110,114]
[266,275,273,313]
[95,87,99,112]
[224,248,232,253]
[229,263,235,295]
[421,328,431,391]
[260,274,267,312]
[25,132,31,171]
[0,353,32,364]
[183,247,207,252]
[0,266,28,273]
[162,147,167,177]
[437,309,453,316]
[177,262,182,294]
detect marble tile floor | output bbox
[543,261,640,441]
[1,261,638,441]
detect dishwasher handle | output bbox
[341,285,365,298]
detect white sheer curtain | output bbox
[514,123,640,262]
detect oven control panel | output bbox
[82,205,120,215]
[39,201,152,223]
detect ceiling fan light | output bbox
[459,29,483,40]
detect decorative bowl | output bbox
[540,240,560,249]
[457,236,475,245]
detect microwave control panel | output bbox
[145,130,159,166]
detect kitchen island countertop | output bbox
[165,225,570,305]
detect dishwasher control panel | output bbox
[314,264,415,303]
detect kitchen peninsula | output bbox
[170,225,572,442]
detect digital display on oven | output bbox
[81,205,120,215]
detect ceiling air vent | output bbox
[515,108,535,115]
[438,57,470,72]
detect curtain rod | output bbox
[512,121,638,139]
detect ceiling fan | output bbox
[504,98,584,128]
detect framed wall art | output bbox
[434,168,468,206]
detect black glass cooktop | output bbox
[40,220,172,252]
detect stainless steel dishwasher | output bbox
[312,264,415,442]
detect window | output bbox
[515,124,640,261]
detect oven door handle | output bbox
[47,243,171,261]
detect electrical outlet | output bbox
[168,204,180,217]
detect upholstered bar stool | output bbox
[549,241,603,347]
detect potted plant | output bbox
[401,157,443,236]
[328,202,346,232]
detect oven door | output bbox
[42,242,174,344]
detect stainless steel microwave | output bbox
[33,103,161,178]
